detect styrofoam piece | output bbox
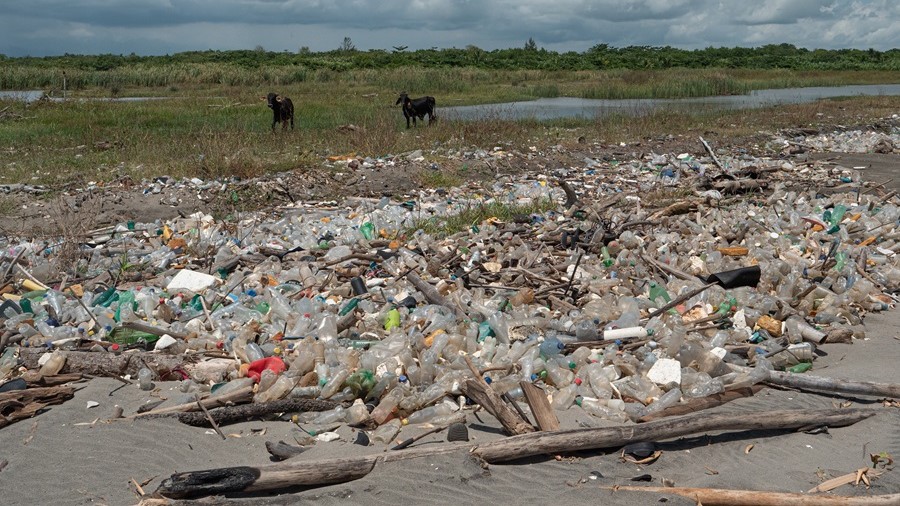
[167,269,219,293]
[647,358,682,386]
[154,334,177,350]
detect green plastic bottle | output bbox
[360,222,375,240]
[649,282,671,304]
[92,286,118,307]
[384,308,401,331]
[114,290,136,322]
[600,246,614,268]
[339,298,359,316]
[787,362,813,374]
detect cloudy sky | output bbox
[1,0,898,57]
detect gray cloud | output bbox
[0,0,897,57]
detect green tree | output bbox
[339,37,356,52]
[524,37,538,51]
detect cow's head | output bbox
[265,92,280,109]
[395,92,409,106]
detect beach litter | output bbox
[0,124,898,500]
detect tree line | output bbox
[2,42,898,72]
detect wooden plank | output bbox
[519,381,559,431]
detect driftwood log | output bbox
[459,356,533,436]
[638,386,763,422]
[0,385,75,428]
[165,398,338,427]
[124,385,255,420]
[519,381,559,431]
[19,348,187,380]
[765,370,900,399]
[155,407,876,499]
[605,486,899,506]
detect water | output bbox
[442,83,900,122]
[0,90,169,103]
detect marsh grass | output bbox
[0,67,898,187]
[408,198,557,238]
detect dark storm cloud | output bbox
[0,1,897,57]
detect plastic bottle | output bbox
[38,350,66,376]
[346,400,370,425]
[550,383,578,410]
[574,320,599,341]
[642,387,682,416]
[545,359,574,387]
[312,405,346,425]
[138,367,154,391]
[320,368,350,399]
[372,419,402,443]
[539,336,564,359]
[371,387,403,424]
[245,342,266,363]
[0,346,18,377]
[577,396,629,423]
[115,290,137,323]
[313,340,328,382]
[404,400,456,425]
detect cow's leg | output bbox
[290,115,294,130]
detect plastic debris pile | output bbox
[1,124,898,438]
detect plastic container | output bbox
[138,367,154,391]
[38,350,66,376]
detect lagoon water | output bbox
[442,83,900,121]
[0,90,168,103]
[3,83,899,120]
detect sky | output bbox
[1,0,898,57]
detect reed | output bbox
[0,69,897,189]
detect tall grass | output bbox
[0,67,897,188]
[3,65,897,100]
[408,198,557,238]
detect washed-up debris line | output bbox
[1,122,899,497]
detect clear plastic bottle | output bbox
[539,336,564,359]
[138,367,154,391]
[38,350,66,376]
[405,401,456,425]
[550,383,578,410]
[320,368,350,399]
[372,418,402,443]
[371,387,403,424]
[311,405,347,425]
[245,342,266,363]
[0,346,18,377]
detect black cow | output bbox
[395,92,436,128]
[263,92,294,131]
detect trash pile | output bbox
[1,124,898,457]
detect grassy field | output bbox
[1,68,898,187]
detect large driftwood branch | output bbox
[699,136,725,170]
[155,407,875,499]
[556,177,578,209]
[459,356,533,436]
[166,398,339,427]
[637,386,763,422]
[124,385,255,420]
[19,348,187,380]
[765,370,900,398]
[0,385,76,428]
[605,486,899,506]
